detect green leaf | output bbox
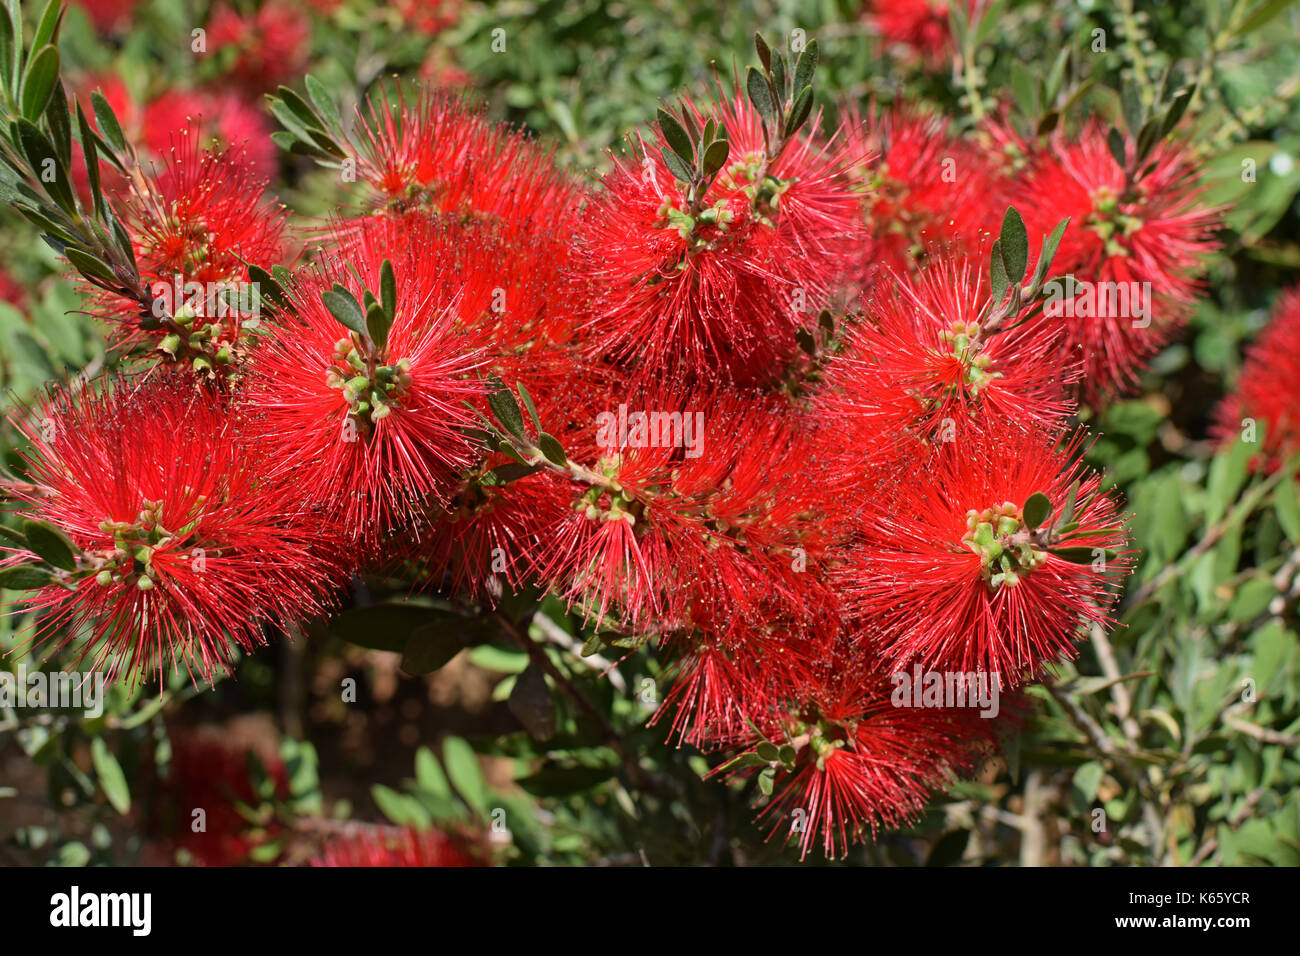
[537,432,566,466]
[321,285,366,337]
[1051,546,1114,564]
[1161,88,1194,138]
[793,39,819,93]
[17,119,75,214]
[758,765,775,796]
[746,67,775,127]
[517,763,616,797]
[30,0,62,51]
[0,564,58,590]
[21,519,77,571]
[756,741,780,762]
[364,297,391,350]
[91,738,130,815]
[516,381,541,434]
[443,736,489,816]
[486,377,525,439]
[400,623,465,675]
[787,85,814,136]
[20,44,58,121]
[415,746,451,800]
[753,32,772,72]
[379,259,396,324]
[322,602,493,653]
[1106,127,1127,170]
[700,138,730,179]
[656,108,693,164]
[0,525,26,548]
[999,206,1029,283]
[1032,218,1070,288]
[90,89,127,155]
[63,247,115,285]
[661,147,693,183]
[508,663,556,741]
[304,74,342,132]
[989,238,1008,304]
[1276,476,1300,542]
[1022,492,1052,530]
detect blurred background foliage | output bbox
[2,0,1299,866]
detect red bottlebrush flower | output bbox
[1212,287,1300,470]
[844,103,1007,286]
[0,265,26,309]
[310,826,482,867]
[837,421,1130,686]
[238,217,487,549]
[354,91,583,231]
[147,730,289,867]
[393,0,462,35]
[572,95,860,385]
[863,0,971,71]
[719,649,999,860]
[1,376,346,688]
[70,0,139,33]
[816,255,1077,470]
[529,385,836,638]
[207,1,310,94]
[76,78,277,187]
[87,138,286,365]
[1018,126,1222,399]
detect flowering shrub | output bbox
[1,0,1298,869]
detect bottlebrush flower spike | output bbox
[863,0,970,71]
[353,90,582,230]
[207,0,310,94]
[1018,124,1222,400]
[146,731,289,867]
[528,385,834,635]
[1211,286,1300,471]
[843,103,1008,286]
[719,650,999,860]
[310,826,482,867]
[838,421,1131,686]
[1,376,346,688]
[238,217,487,550]
[572,78,860,385]
[816,254,1078,471]
[84,136,286,371]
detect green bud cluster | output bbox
[937,320,1001,396]
[325,338,413,430]
[92,498,199,591]
[1087,186,1144,257]
[570,456,636,526]
[962,502,1047,590]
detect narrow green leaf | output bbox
[746,67,775,127]
[21,519,77,571]
[989,238,1008,304]
[321,285,366,337]
[379,259,396,324]
[508,664,556,741]
[1106,127,1127,170]
[700,138,729,179]
[487,378,526,439]
[753,32,772,72]
[90,738,130,815]
[538,432,567,466]
[787,85,814,136]
[661,147,693,183]
[0,564,58,590]
[999,206,1029,283]
[793,39,819,93]
[20,44,58,121]
[443,736,489,816]
[516,380,542,434]
[90,89,128,155]
[400,624,464,675]
[1032,217,1071,288]
[656,108,693,164]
